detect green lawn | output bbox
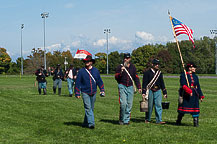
[0,75,216,144]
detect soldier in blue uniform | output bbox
[65,64,77,97]
[35,65,49,95]
[115,53,142,125]
[51,64,64,95]
[142,59,167,124]
[176,62,204,127]
[75,55,105,129]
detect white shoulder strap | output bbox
[120,64,137,92]
[85,68,96,83]
[147,70,161,89]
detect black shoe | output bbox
[89,125,95,129]
[176,113,183,125]
[43,89,47,95]
[38,89,41,95]
[69,94,73,97]
[176,120,181,125]
[53,87,56,94]
[193,117,199,127]
[58,88,61,96]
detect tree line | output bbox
[0,36,216,74]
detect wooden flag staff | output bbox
[168,11,190,87]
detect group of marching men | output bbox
[35,64,79,96]
[35,53,204,129]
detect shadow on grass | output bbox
[64,121,83,127]
[100,117,146,125]
[100,119,120,125]
[131,117,146,123]
[165,121,192,126]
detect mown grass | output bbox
[0,75,216,144]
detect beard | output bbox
[124,61,130,67]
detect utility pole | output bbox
[104,29,111,74]
[64,57,68,71]
[20,24,24,75]
[210,29,217,74]
[41,12,49,69]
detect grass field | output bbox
[0,75,217,144]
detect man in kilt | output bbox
[176,62,205,127]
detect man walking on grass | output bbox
[35,65,49,95]
[142,59,167,124]
[65,64,77,97]
[115,53,142,125]
[75,55,105,129]
[51,64,64,96]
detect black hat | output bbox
[124,53,131,59]
[83,55,95,64]
[41,65,45,68]
[57,64,61,67]
[152,59,160,65]
[186,62,197,70]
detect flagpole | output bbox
[168,11,190,87]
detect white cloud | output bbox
[93,39,106,46]
[135,31,154,41]
[109,36,118,44]
[71,41,81,47]
[46,43,61,51]
[93,36,131,47]
[158,36,168,42]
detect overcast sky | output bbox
[0,0,216,61]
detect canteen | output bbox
[140,99,148,112]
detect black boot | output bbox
[58,88,61,96]
[176,113,183,125]
[38,88,41,95]
[193,117,199,127]
[53,87,56,94]
[43,89,47,95]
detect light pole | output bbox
[64,57,68,71]
[210,29,217,74]
[104,29,111,74]
[20,24,24,75]
[41,12,49,70]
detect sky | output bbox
[0,0,217,61]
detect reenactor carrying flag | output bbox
[176,62,204,127]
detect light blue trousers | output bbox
[38,82,46,89]
[82,92,96,127]
[53,79,62,88]
[118,84,134,124]
[67,78,74,95]
[145,89,163,123]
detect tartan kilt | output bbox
[178,88,200,115]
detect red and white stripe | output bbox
[174,24,194,45]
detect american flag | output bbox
[171,17,195,47]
